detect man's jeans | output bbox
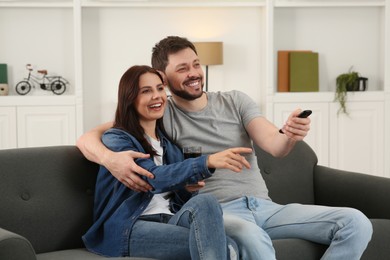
[129,194,238,260]
[222,196,373,260]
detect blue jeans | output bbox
[222,196,372,260]
[129,194,238,260]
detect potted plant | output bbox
[335,68,360,115]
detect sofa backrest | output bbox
[0,142,318,253]
[254,141,318,205]
[0,146,99,254]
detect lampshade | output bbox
[193,42,223,65]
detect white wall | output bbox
[274,7,384,92]
[81,7,265,131]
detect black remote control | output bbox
[297,110,312,118]
[279,110,312,134]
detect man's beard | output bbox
[167,79,204,101]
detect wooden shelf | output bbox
[81,0,266,7]
[0,0,73,8]
[0,95,77,106]
[274,0,385,7]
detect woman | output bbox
[83,65,251,259]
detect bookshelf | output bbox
[267,0,389,176]
[0,0,82,149]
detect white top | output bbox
[141,135,173,216]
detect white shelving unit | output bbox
[0,0,388,176]
[0,0,83,149]
[266,0,390,177]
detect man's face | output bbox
[164,47,205,101]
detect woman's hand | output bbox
[207,147,252,172]
[185,181,206,192]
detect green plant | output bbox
[335,68,359,115]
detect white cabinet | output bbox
[272,92,386,177]
[17,106,76,148]
[0,107,17,149]
[329,100,384,176]
[0,96,77,149]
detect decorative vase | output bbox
[346,77,368,92]
[0,83,9,96]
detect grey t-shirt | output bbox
[163,90,270,203]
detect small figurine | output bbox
[15,64,69,95]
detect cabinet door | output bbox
[329,101,384,176]
[273,102,329,166]
[0,107,17,149]
[17,106,76,148]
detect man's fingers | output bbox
[125,174,153,192]
[123,180,145,193]
[129,150,151,159]
[135,166,154,179]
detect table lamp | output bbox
[193,42,223,91]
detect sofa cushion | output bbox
[37,248,154,260]
[361,219,390,260]
[272,238,327,259]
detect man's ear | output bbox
[157,70,168,85]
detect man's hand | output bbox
[280,109,311,141]
[207,147,252,172]
[102,150,154,192]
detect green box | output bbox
[0,64,8,84]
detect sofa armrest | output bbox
[0,228,36,260]
[314,165,390,219]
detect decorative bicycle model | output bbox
[15,64,69,95]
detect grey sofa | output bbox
[1,142,390,260]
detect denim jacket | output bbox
[82,128,213,257]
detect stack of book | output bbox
[277,50,319,92]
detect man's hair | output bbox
[151,36,197,72]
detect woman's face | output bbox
[134,72,167,123]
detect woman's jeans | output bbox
[222,196,373,260]
[129,194,238,260]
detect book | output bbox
[0,64,7,84]
[289,52,319,92]
[277,51,290,92]
[277,50,312,92]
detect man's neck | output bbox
[171,92,208,112]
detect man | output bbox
[78,36,372,259]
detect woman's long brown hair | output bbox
[113,65,166,157]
